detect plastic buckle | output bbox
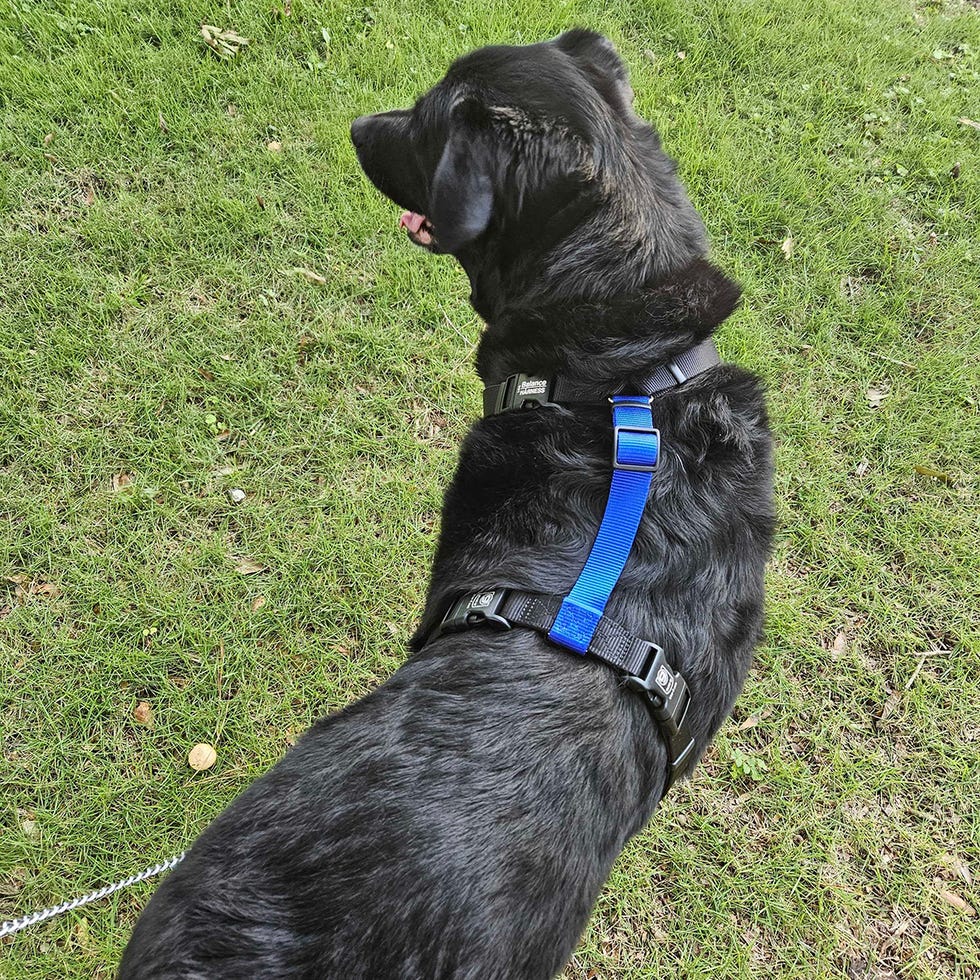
[434,589,511,639]
[624,643,697,787]
[492,374,558,414]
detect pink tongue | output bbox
[399,211,427,234]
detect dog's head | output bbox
[352,30,706,304]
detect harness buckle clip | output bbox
[486,374,558,415]
[433,589,512,639]
[624,643,697,787]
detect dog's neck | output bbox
[473,257,741,389]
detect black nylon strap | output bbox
[483,339,720,416]
[499,591,653,677]
[427,588,697,789]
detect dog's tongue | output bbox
[399,211,427,234]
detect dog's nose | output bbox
[350,115,372,149]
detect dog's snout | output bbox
[350,115,372,149]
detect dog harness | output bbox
[428,339,719,791]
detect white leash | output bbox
[0,852,186,939]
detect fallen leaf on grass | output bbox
[250,595,267,612]
[188,743,217,771]
[855,458,870,477]
[780,235,794,260]
[43,133,54,146]
[111,472,133,492]
[945,855,973,886]
[256,194,266,209]
[6,577,60,601]
[81,184,95,206]
[878,688,902,722]
[914,464,953,484]
[866,385,889,408]
[831,632,848,656]
[200,24,250,60]
[286,266,327,285]
[958,117,980,132]
[233,556,267,575]
[43,152,58,163]
[133,701,154,727]
[938,888,976,916]
[266,139,283,153]
[158,111,169,133]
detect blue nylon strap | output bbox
[548,397,659,654]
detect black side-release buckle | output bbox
[624,643,697,788]
[483,374,559,416]
[432,589,512,640]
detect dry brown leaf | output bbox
[250,595,267,612]
[266,139,283,153]
[200,24,250,60]
[256,194,266,210]
[34,582,60,599]
[44,152,58,163]
[234,556,267,575]
[737,715,760,730]
[958,117,980,132]
[831,632,848,656]
[43,133,54,146]
[879,688,902,722]
[939,889,976,916]
[81,184,95,206]
[780,235,794,260]
[111,472,133,492]
[188,743,217,771]
[158,111,169,133]
[133,701,154,728]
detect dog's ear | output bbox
[553,29,634,110]
[429,100,496,253]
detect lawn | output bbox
[1,0,978,976]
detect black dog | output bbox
[120,30,773,979]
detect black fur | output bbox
[120,30,774,979]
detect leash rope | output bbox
[0,851,185,939]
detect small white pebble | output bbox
[228,488,246,504]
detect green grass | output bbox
[1,0,978,976]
